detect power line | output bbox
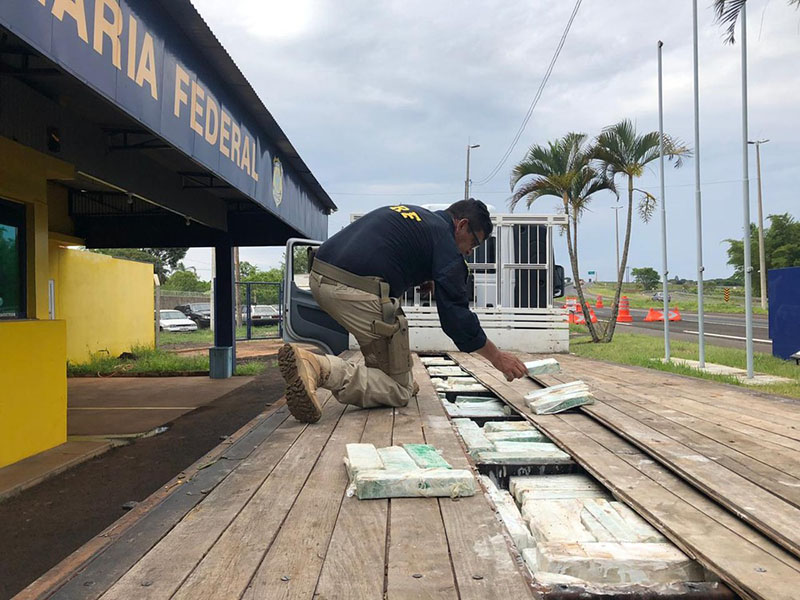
[473,0,582,187]
[328,177,747,199]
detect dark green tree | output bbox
[162,266,211,292]
[93,248,188,280]
[725,213,800,293]
[238,261,283,304]
[632,267,660,291]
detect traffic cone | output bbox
[589,308,598,323]
[571,311,586,325]
[616,296,633,323]
[644,308,664,322]
[668,308,682,322]
[595,295,604,308]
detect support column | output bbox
[210,240,236,378]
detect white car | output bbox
[158,309,198,332]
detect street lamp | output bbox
[748,138,770,309]
[464,143,480,200]
[611,205,623,282]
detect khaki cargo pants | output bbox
[309,270,414,408]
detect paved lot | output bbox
[68,376,253,436]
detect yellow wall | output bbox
[0,137,74,320]
[53,248,155,363]
[0,320,67,468]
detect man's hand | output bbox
[475,340,527,381]
[490,351,527,381]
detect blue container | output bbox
[767,267,800,360]
[209,346,233,379]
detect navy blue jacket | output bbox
[315,205,487,352]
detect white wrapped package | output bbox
[524,358,561,377]
[354,468,476,499]
[525,380,588,402]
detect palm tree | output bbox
[714,0,800,43]
[593,119,691,342]
[510,132,615,342]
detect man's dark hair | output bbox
[445,198,493,238]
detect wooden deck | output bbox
[22,354,533,600]
[451,351,800,600]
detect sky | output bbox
[184,0,799,282]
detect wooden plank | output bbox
[412,356,535,600]
[583,400,800,558]
[567,414,800,567]
[164,399,347,600]
[553,357,800,444]
[451,353,800,600]
[537,414,800,600]
[314,407,393,599]
[386,377,458,600]
[536,358,800,513]
[557,354,800,428]
[46,405,290,600]
[569,388,800,507]
[450,352,800,600]
[526,364,800,557]
[578,369,800,452]
[242,406,369,600]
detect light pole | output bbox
[657,40,670,362]
[692,0,706,367]
[611,205,622,282]
[748,138,769,309]
[740,5,754,379]
[464,143,480,200]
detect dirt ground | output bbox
[0,366,286,600]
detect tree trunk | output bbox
[603,175,635,342]
[571,204,600,341]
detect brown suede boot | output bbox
[278,344,330,423]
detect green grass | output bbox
[579,283,767,315]
[569,332,800,399]
[159,325,279,347]
[68,345,268,377]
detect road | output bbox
[563,286,772,352]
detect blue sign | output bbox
[0,0,325,237]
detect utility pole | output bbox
[692,0,706,367]
[748,139,770,309]
[740,6,755,379]
[611,205,622,281]
[464,142,480,200]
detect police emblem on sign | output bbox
[272,157,284,207]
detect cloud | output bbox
[187,0,800,280]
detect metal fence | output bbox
[235,281,283,341]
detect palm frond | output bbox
[714,0,747,44]
[634,188,658,223]
[509,179,561,211]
